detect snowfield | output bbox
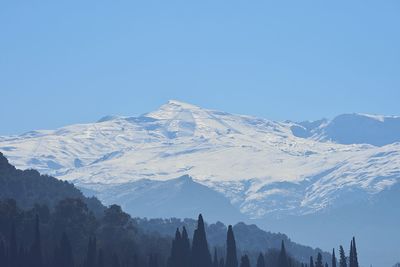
[1,100,400,218]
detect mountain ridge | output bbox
[1,100,399,218]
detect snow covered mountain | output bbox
[1,100,400,266]
[1,100,399,216]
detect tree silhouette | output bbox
[219,257,225,267]
[168,228,182,267]
[30,215,42,267]
[225,225,238,267]
[97,249,104,267]
[332,249,337,267]
[84,236,97,267]
[256,253,265,267]
[278,241,289,267]
[213,248,219,267]
[339,246,347,267]
[240,255,251,267]
[310,256,314,267]
[191,214,212,267]
[54,232,74,267]
[181,227,191,267]
[349,237,359,267]
[9,223,18,267]
[315,253,323,267]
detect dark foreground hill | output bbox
[0,152,331,266]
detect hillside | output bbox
[0,152,330,264]
[0,152,103,215]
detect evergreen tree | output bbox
[84,236,97,267]
[55,232,74,267]
[181,227,191,267]
[168,229,182,267]
[339,246,346,267]
[240,255,251,267]
[325,263,328,267]
[213,248,219,267]
[191,214,212,267]
[349,240,353,267]
[30,215,42,267]
[149,254,158,267]
[18,245,28,267]
[225,225,238,267]
[219,258,225,267]
[278,241,289,267]
[97,249,104,267]
[315,253,323,267]
[309,256,314,267]
[256,253,265,267]
[9,223,18,267]
[112,253,121,267]
[332,249,337,267]
[0,240,5,266]
[350,238,358,267]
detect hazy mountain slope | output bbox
[292,113,400,146]
[135,218,330,264]
[80,175,246,224]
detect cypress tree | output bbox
[84,236,97,267]
[309,256,314,267]
[97,249,104,267]
[256,253,265,267]
[30,215,42,267]
[349,240,353,267]
[339,246,346,267]
[213,248,219,267]
[225,225,238,267]
[112,253,121,267]
[278,241,289,267]
[315,253,323,267]
[219,258,225,267]
[240,255,250,267]
[9,223,18,267]
[332,249,337,267]
[351,238,358,267]
[168,229,182,267]
[191,214,212,267]
[55,232,74,267]
[0,240,5,266]
[149,254,158,267]
[17,245,27,267]
[181,227,191,267]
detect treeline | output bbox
[166,215,360,267]
[0,198,170,267]
[0,198,360,267]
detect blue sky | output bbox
[1,1,399,135]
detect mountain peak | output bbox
[164,100,201,110]
[145,100,203,121]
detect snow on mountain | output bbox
[2,100,400,266]
[292,113,400,146]
[1,100,399,219]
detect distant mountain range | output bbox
[1,100,399,266]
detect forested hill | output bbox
[135,218,329,264]
[0,152,334,266]
[0,152,104,215]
